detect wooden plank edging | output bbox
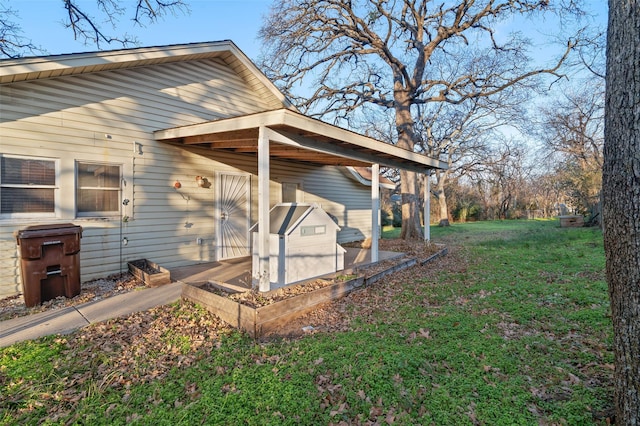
[255,276,365,335]
[419,247,449,266]
[182,282,257,335]
[364,258,417,285]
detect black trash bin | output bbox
[15,223,83,307]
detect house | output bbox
[0,41,445,298]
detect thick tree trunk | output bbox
[395,93,423,240]
[603,1,640,424]
[435,187,449,226]
[437,194,449,226]
[399,169,423,239]
[434,170,450,226]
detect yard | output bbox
[0,220,613,425]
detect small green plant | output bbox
[336,274,357,281]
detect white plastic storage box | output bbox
[251,203,345,289]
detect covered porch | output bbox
[155,108,446,292]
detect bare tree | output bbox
[352,92,523,226]
[603,0,640,423]
[259,0,581,239]
[0,0,188,57]
[466,139,530,219]
[538,16,605,224]
[490,142,530,219]
[534,171,567,217]
[416,87,527,225]
[538,83,604,222]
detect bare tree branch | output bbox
[0,1,189,58]
[62,0,188,49]
[260,0,583,122]
[0,2,43,58]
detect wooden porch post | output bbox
[371,163,379,263]
[257,126,270,292]
[424,173,431,242]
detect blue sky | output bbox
[14,0,272,60]
[13,0,607,64]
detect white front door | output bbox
[216,172,251,260]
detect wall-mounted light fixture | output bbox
[174,180,182,189]
[133,141,143,155]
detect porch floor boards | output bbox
[169,247,403,293]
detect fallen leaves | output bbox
[261,241,454,339]
[42,301,233,414]
[202,241,443,310]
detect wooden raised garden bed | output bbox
[128,259,171,287]
[182,246,448,338]
[183,276,365,338]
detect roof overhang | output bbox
[343,167,396,190]
[154,109,447,174]
[0,41,292,109]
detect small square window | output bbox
[77,162,121,216]
[282,182,299,203]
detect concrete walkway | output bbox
[0,282,182,348]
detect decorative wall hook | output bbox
[196,176,211,188]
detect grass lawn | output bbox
[1,220,613,425]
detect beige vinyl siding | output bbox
[0,229,20,296]
[2,59,272,132]
[222,52,285,108]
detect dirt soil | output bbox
[128,259,163,274]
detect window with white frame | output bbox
[282,182,301,203]
[76,162,121,216]
[0,155,57,216]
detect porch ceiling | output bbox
[154,109,447,174]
